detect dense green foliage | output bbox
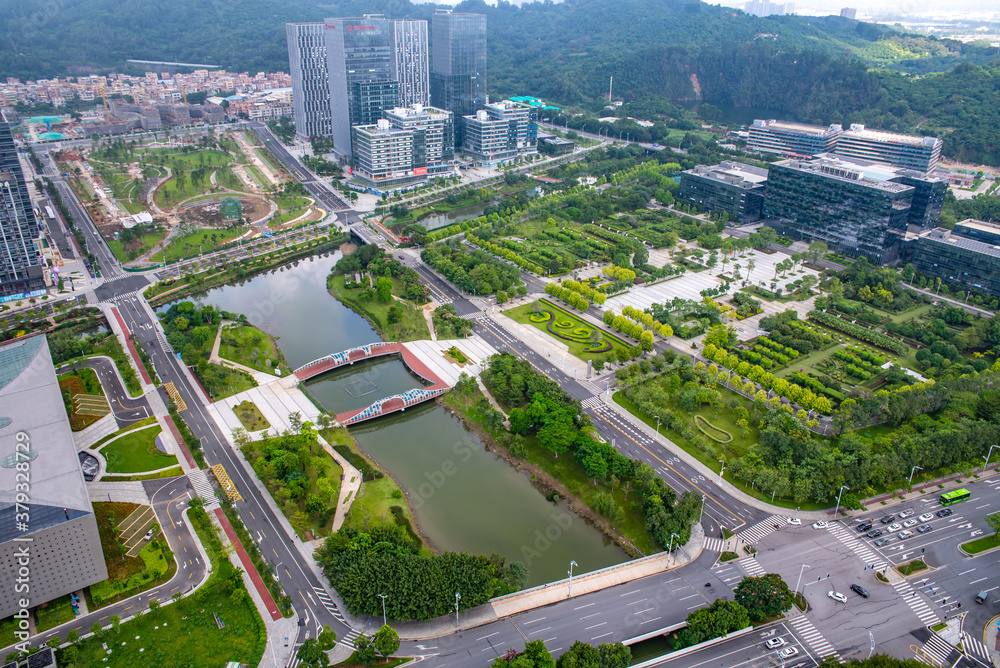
[733,574,794,622]
[675,599,751,649]
[483,353,702,548]
[314,524,527,621]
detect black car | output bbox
[937,508,953,517]
[874,537,890,547]
[851,584,870,598]
[857,522,873,532]
[917,524,933,533]
[867,528,883,538]
[880,515,895,524]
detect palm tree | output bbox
[746,259,756,283]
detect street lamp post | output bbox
[655,415,662,435]
[377,593,387,627]
[834,485,849,518]
[454,592,461,625]
[668,532,680,555]
[794,563,811,596]
[567,560,578,597]
[984,444,999,471]
[718,459,725,484]
[908,466,923,488]
[698,494,706,523]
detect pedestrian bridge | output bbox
[293,341,451,426]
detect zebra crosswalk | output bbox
[917,633,954,666]
[736,514,785,546]
[961,630,992,665]
[825,522,887,571]
[787,614,840,660]
[739,555,766,577]
[891,579,940,627]
[581,396,605,410]
[703,536,725,552]
[312,585,338,616]
[187,469,219,506]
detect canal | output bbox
[173,254,629,585]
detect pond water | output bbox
[171,256,630,585]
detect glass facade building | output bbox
[286,23,333,139]
[324,16,395,159]
[910,222,1000,297]
[763,156,914,264]
[431,12,486,145]
[353,80,400,127]
[678,161,767,221]
[390,20,430,107]
[461,100,538,164]
[0,111,43,298]
[747,119,842,157]
[836,124,942,174]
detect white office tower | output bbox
[286,23,333,139]
[391,20,430,108]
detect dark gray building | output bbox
[431,11,486,145]
[324,16,396,158]
[353,80,400,128]
[286,22,333,139]
[678,161,767,221]
[0,335,108,619]
[763,155,915,264]
[0,110,44,299]
[910,220,1000,297]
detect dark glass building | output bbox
[678,161,768,222]
[910,221,1000,297]
[324,16,395,158]
[763,156,914,264]
[431,12,486,145]
[353,80,400,127]
[0,110,44,298]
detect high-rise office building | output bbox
[910,220,1000,297]
[286,23,333,139]
[391,20,430,107]
[763,155,915,264]
[462,100,538,164]
[747,119,843,157]
[324,16,395,158]
[834,124,942,174]
[0,110,44,299]
[745,0,794,15]
[353,80,400,127]
[351,105,454,189]
[840,7,857,18]
[431,12,486,144]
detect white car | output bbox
[899,509,915,518]
[144,529,154,540]
[887,523,902,532]
[918,513,934,522]
[766,637,787,649]
[898,530,914,540]
[903,518,918,528]
[779,647,800,659]
[812,521,829,529]
[787,517,802,525]
[828,591,848,603]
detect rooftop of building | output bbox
[775,155,913,193]
[955,218,1000,235]
[384,104,452,119]
[820,152,945,183]
[686,161,769,185]
[0,335,92,544]
[918,226,1000,259]
[840,124,941,148]
[751,119,842,137]
[487,99,532,112]
[354,119,413,136]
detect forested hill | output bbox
[1,0,997,163]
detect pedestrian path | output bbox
[581,396,604,410]
[919,633,954,666]
[825,522,887,571]
[787,614,839,661]
[187,469,219,507]
[739,556,766,577]
[891,579,941,627]
[702,537,725,552]
[960,630,992,665]
[736,514,785,546]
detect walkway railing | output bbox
[293,341,401,378]
[337,386,447,426]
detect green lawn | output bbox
[274,195,311,210]
[219,324,290,375]
[100,426,179,473]
[961,534,1000,554]
[143,148,233,170]
[151,227,248,262]
[327,273,430,342]
[253,147,284,173]
[108,228,166,263]
[244,163,271,189]
[153,174,215,208]
[215,167,247,191]
[233,400,270,432]
[35,594,76,633]
[64,507,265,668]
[506,300,632,362]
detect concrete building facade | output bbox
[461,100,538,164]
[835,123,943,174]
[352,105,454,189]
[391,20,430,108]
[0,336,108,619]
[0,110,44,299]
[286,22,333,139]
[747,119,842,157]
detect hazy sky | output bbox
[709,0,1000,19]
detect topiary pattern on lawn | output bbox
[694,415,733,443]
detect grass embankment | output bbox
[234,400,270,432]
[63,506,265,668]
[151,226,249,263]
[100,425,178,473]
[444,384,659,555]
[58,367,105,431]
[108,227,167,263]
[219,324,291,376]
[322,427,428,554]
[327,273,430,342]
[506,300,633,362]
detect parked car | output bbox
[874,537,890,547]
[828,591,848,603]
[851,584,870,598]
[867,529,883,538]
[887,523,902,532]
[144,529,154,541]
[898,530,913,540]
[918,513,934,522]
[766,637,787,649]
[917,524,933,533]
[881,515,896,524]
[812,521,829,529]
[857,522,873,532]
[903,518,918,528]
[937,508,953,517]
[899,509,915,518]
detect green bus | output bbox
[940,488,971,505]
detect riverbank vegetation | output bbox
[218,322,291,376]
